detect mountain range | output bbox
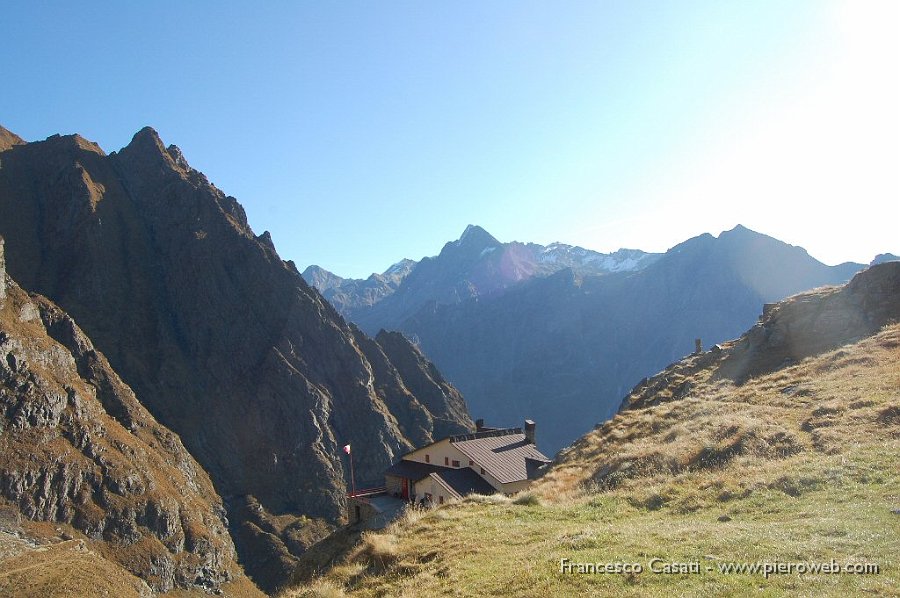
[304,224,875,452]
[304,225,661,323]
[0,125,473,592]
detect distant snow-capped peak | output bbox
[535,242,659,273]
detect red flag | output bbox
[343,444,351,455]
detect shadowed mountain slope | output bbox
[0,237,256,594]
[0,127,473,591]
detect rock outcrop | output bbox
[621,262,900,410]
[714,261,900,383]
[0,274,241,593]
[0,126,473,590]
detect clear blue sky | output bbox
[3,1,897,278]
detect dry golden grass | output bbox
[0,531,149,598]
[280,578,348,598]
[542,324,899,500]
[281,324,900,597]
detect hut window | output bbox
[451,460,460,467]
[439,496,444,504]
[480,467,485,475]
[444,457,449,466]
[425,454,430,463]
[469,460,474,466]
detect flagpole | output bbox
[344,444,356,497]
[349,448,356,497]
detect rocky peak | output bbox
[871,253,899,266]
[667,231,716,255]
[165,143,191,170]
[302,265,346,292]
[0,126,25,152]
[383,258,417,279]
[257,230,277,251]
[129,125,166,151]
[453,224,501,251]
[38,132,107,157]
[433,225,503,263]
[723,223,752,235]
[116,128,196,180]
[718,224,800,251]
[115,126,176,171]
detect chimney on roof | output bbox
[524,420,536,445]
[475,418,484,431]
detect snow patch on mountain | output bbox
[536,242,658,273]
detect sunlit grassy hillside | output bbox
[283,322,899,597]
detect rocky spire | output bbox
[457,224,501,248]
[115,126,174,170]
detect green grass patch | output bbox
[286,445,897,597]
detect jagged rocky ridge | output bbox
[304,225,660,324]
[303,259,417,315]
[0,126,473,590]
[0,236,240,593]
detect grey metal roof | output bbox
[430,468,495,498]
[385,459,495,498]
[384,459,445,481]
[451,433,551,484]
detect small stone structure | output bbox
[347,492,406,530]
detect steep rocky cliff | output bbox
[0,127,473,590]
[374,330,471,440]
[0,244,244,593]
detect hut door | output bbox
[401,478,409,499]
